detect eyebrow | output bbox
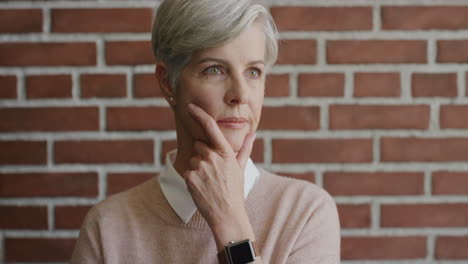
[197,57,265,66]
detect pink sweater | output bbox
[70,169,340,263]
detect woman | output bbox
[71,0,340,263]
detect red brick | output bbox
[52,8,152,33]
[0,75,17,98]
[271,6,372,31]
[381,137,468,162]
[26,75,72,99]
[0,9,42,33]
[272,138,372,163]
[327,40,426,64]
[265,74,289,97]
[466,73,468,97]
[433,171,468,195]
[0,42,96,66]
[436,236,468,259]
[437,40,468,63]
[440,105,468,129]
[277,172,315,183]
[412,73,457,97]
[337,204,371,228]
[107,172,157,195]
[0,172,98,197]
[0,140,46,165]
[342,236,426,260]
[0,206,47,229]
[106,41,154,65]
[161,138,264,164]
[134,73,164,98]
[0,107,99,132]
[54,139,154,164]
[277,40,316,65]
[259,106,320,130]
[354,72,400,97]
[324,171,424,196]
[107,107,175,131]
[55,205,92,229]
[381,203,468,227]
[80,74,127,98]
[329,105,429,130]
[298,73,344,97]
[5,238,75,262]
[382,6,468,30]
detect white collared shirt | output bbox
[158,149,260,224]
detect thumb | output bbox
[236,133,256,169]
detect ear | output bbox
[154,62,176,107]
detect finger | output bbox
[183,170,199,189]
[193,140,212,159]
[236,133,256,169]
[187,103,231,152]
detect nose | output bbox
[224,75,249,105]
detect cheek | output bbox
[196,86,231,117]
[250,87,265,127]
[179,77,223,103]
[191,92,224,118]
[175,82,223,126]
[251,104,262,126]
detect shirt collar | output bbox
[158,149,260,224]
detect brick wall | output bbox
[1,0,468,262]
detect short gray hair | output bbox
[151,0,279,91]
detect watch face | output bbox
[229,242,254,264]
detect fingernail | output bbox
[187,103,194,111]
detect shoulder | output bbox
[258,169,334,206]
[258,169,339,227]
[257,170,340,258]
[83,177,159,224]
[250,169,338,224]
[267,170,339,227]
[250,169,340,257]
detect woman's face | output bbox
[174,21,266,152]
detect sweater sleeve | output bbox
[286,190,341,264]
[70,207,104,264]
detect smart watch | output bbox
[217,239,259,264]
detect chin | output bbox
[223,131,248,153]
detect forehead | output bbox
[191,22,266,65]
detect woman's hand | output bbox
[184,103,257,250]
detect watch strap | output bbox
[217,240,259,264]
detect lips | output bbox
[217,117,248,129]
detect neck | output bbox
[173,115,214,178]
[173,124,195,178]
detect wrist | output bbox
[217,239,260,264]
[210,210,255,251]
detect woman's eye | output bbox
[248,68,261,78]
[204,65,223,75]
